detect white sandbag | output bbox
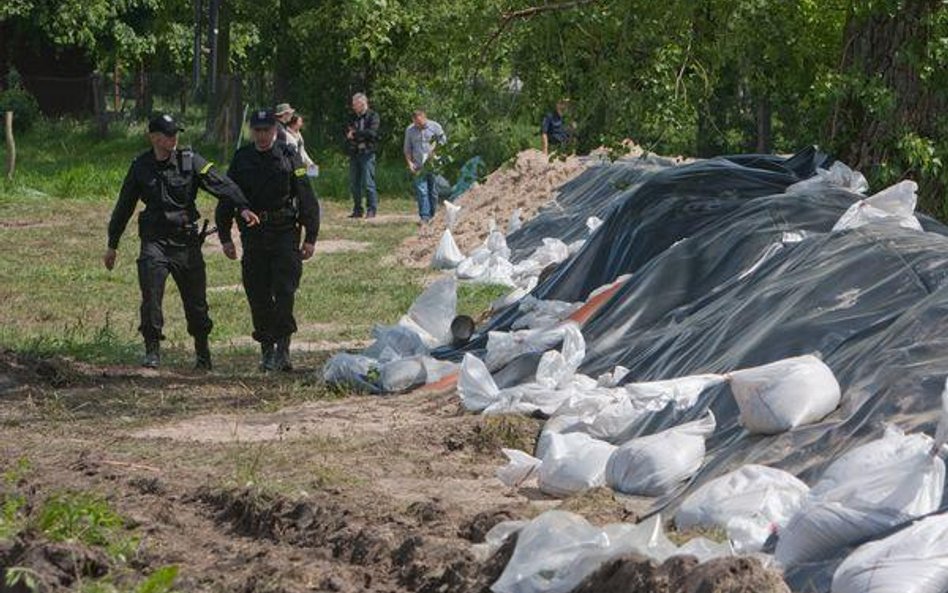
[832,180,922,232]
[485,324,573,371]
[364,324,428,363]
[596,366,630,388]
[380,355,459,393]
[675,464,809,552]
[534,324,585,389]
[727,355,840,435]
[486,229,512,260]
[538,432,617,497]
[606,412,716,496]
[831,513,948,593]
[322,353,378,388]
[567,239,586,254]
[540,373,722,448]
[511,296,582,330]
[431,229,465,270]
[776,425,946,568]
[444,201,462,228]
[497,448,542,487]
[787,161,869,195]
[397,276,457,348]
[626,374,725,410]
[507,208,523,234]
[492,511,724,593]
[458,353,500,412]
[586,216,603,234]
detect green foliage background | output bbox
[1,0,947,211]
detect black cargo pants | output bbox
[137,236,212,342]
[240,227,303,344]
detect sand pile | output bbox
[396,149,589,268]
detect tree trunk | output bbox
[831,0,945,209]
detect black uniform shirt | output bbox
[218,142,320,245]
[107,149,250,249]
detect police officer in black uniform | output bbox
[104,113,260,369]
[217,108,320,372]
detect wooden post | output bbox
[5,111,15,181]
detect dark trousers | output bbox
[349,152,378,214]
[241,229,303,344]
[137,237,212,341]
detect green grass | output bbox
[0,118,506,365]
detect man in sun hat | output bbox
[104,113,260,370]
[217,108,320,372]
[275,102,295,144]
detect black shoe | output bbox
[142,340,160,369]
[274,337,293,371]
[348,210,364,219]
[194,335,212,371]
[259,343,276,372]
[366,209,377,219]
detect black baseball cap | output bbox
[249,108,277,128]
[148,113,184,136]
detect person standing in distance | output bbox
[541,99,574,155]
[104,113,259,370]
[346,93,380,218]
[217,109,320,372]
[275,102,295,144]
[403,109,446,224]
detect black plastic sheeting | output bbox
[506,154,676,262]
[433,147,834,361]
[440,147,948,591]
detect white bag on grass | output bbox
[397,276,457,348]
[831,513,948,593]
[675,464,809,552]
[431,229,465,269]
[776,425,946,568]
[832,180,922,232]
[727,355,840,434]
[538,432,617,497]
[606,412,716,496]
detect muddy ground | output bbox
[0,349,793,593]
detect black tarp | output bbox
[434,147,833,362]
[445,149,948,591]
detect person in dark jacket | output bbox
[541,99,574,155]
[217,108,320,372]
[345,93,380,218]
[104,113,259,370]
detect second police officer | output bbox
[217,108,320,372]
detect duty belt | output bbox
[257,207,296,224]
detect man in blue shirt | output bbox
[403,109,446,223]
[541,99,573,155]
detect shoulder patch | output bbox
[294,167,307,177]
[199,161,214,175]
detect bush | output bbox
[0,87,41,132]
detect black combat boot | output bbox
[142,339,160,369]
[194,335,212,371]
[274,337,293,371]
[260,342,276,372]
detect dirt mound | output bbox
[395,149,589,268]
[1,536,111,592]
[573,554,790,593]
